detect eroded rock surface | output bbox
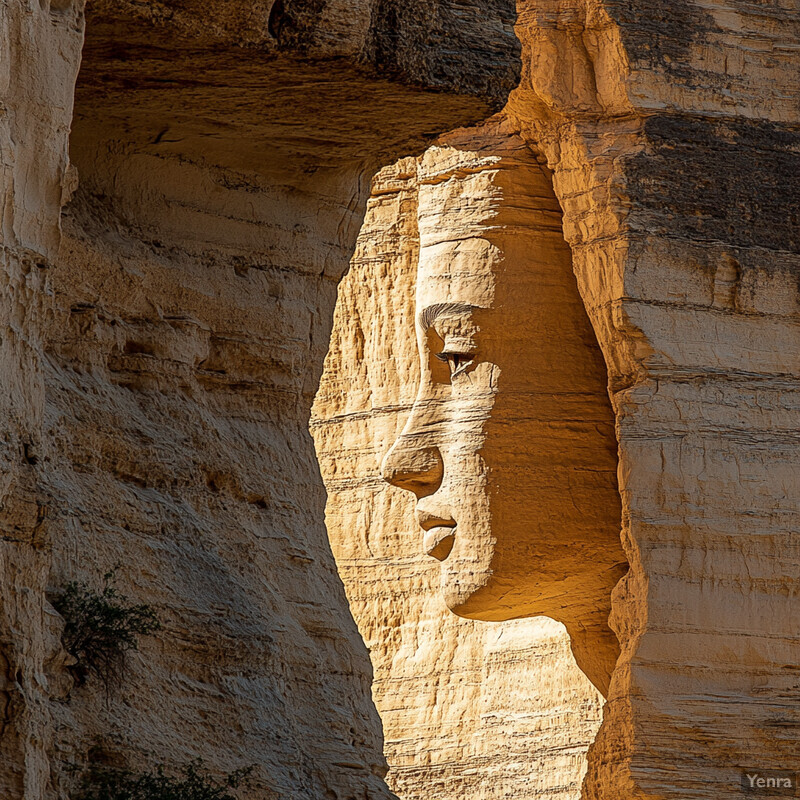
[1,0,799,799]
[319,3,800,797]
[312,157,605,800]
[0,3,85,796]
[505,3,800,798]
[0,2,519,798]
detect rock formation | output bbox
[312,156,606,799]
[381,121,626,697]
[319,2,800,798]
[1,2,518,798]
[505,4,800,798]
[1,0,799,799]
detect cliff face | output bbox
[0,2,519,798]
[311,157,605,800]
[0,4,85,796]
[2,1,799,799]
[318,2,800,798]
[505,3,800,797]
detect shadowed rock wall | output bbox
[0,2,519,798]
[0,3,85,796]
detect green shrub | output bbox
[73,760,253,800]
[52,569,161,688]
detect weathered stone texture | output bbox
[312,159,604,800]
[506,2,800,798]
[0,2,519,798]
[318,3,800,798]
[2,0,799,799]
[0,2,85,797]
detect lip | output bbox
[423,526,456,561]
[416,508,457,561]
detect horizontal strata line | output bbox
[572,232,800,257]
[634,519,800,530]
[322,478,388,491]
[310,403,414,427]
[312,391,618,428]
[623,428,800,442]
[611,296,800,323]
[637,625,800,639]
[336,556,433,566]
[614,369,800,388]
[369,186,413,199]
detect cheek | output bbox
[448,362,496,439]
[451,361,496,396]
[439,438,492,538]
[441,364,496,526]
[435,364,495,473]
[442,484,495,584]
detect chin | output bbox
[439,564,494,617]
[437,526,496,606]
[440,562,534,622]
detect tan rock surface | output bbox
[0,2,85,796]
[2,1,799,799]
[505,3,800,797]
[386,121,626,697]
[312,156,604,800]
[318,2,800,792]
[0,2,519,799]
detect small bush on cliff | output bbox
[73,760,253,800]
[52,569,161,688]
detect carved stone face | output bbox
[381,130,627,694]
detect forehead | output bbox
[416,152,503,313]
[416,238,498,312]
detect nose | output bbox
[381,433,443,497]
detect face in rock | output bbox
[381,132,627,695]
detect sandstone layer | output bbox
[1,1,798,799]
[505,3,800,797]
[320,3,800,798]
[0,2,519,798]
[312,157,606,800]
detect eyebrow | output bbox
[418,302,475,331]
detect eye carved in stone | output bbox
[426,312,478,381]
[435,350,474,378]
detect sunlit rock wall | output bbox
[316,3,800,794]
[2,1,798,799]
[506,2,800,798]
[312,158,604,800]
